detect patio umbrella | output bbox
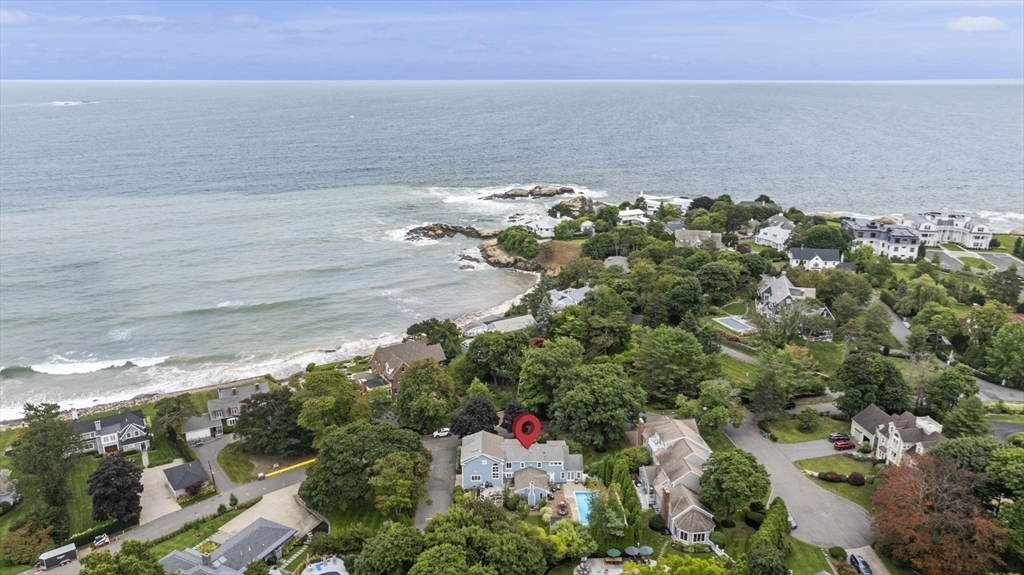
[638,546,654,556]
[624,547,640,556]
[606,549,621,557]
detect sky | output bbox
[0,1,1022,80]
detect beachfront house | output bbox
[754,215,795,251]
[522,216,567,238]
[637,417,717,548]
[841,218,920,259]
[756,273,817,316]
[181,381,270,441]
[639,194,692,215]
[547,286,592,311]
[788,247,854,271]
[460,431,584,505]
[163,461,209,498]
[462,314,536,352]
[674,230,724,250]
[850,404,947,466]
[72,410,151,455]
[899,212,993,249]
[618,209,650,227]
[160,518,296,575]
[360,338,446,398]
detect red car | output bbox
[834,440,856,451]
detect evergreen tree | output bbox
[942,396,991,439]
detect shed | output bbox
[163,461,209,497]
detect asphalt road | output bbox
[777,439,846,462]
[191,434,238,493]
[990,421,1024,441]
[724,414,875,549]
[926,250,963,271]
[414,434,459,529]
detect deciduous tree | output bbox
[987,322,1024,388]
[368,451,430,519]
[698,451,770,525]
[352,522,425,575]
[153,394,198,438]
[80,540,164,575]
[13,403,79,508]
[872,456,1006,575]
[407,318,463,361]
[235,388,313,456]
[633,326,708,405]
[986,447,1024,500]
[834,353,910,417]
[449,396,499,437]
[929,435,1005,472]
[942,396,990,439]
[985,264,1024,306]
[696,262,737,305]
[549,364,645,448]
[394,359,458,434]
[87,452,144,523]
[466,331,530,384]
[926,364,978,420]
[499,399,528,433]
[894,276,949,316]
[517,337,584,416]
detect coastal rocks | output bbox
[478,239,544,272]
[551,195,595,218]
[405,224,502,241]
[459,254,482,264]
[482,185,577,200]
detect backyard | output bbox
[217,443,256,484]
[803,341,844,376]
[722,302,748,316]
[325,499,389,534]
[149,508,245,558]
[719,354,756,387]
[67,456,104,534]
[719,510,829,575]
[792,454,875,510]
[768,416,849,444]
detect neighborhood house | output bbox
[900,212,992,249]
[850,404,948,466]
[788,247,854,271]
[460,431,584,505]
[547,286,593,311]
[357,338,446,397]
[160,518,296,575]
[674,229,724,250]
[638,417,717,547]
[163,461,210,498]
[462,314,536,353]
[754,215,795,251]
[618,208,650,227]
[841,218,920,259]
[181,382,268,441]
[522,216,568,238]
[72,409,150,455]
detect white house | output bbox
[72,410,150,455]
[638,418,717,547]
[753,215,794,250]
[640,194,692,215]
[899,213,993,249]
[788,247,854,271]
[850,404,947,466]
[522,216,567,237]
[618,209,650,227]
[460,431,584,505]
[462,314,536,352]
[841,218,920,259]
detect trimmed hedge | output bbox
[847,472,866,486]
[710,531,726,547]
[828,547,847,561]
[748,498,791,555]
[749,501,765,513]
[818,471,828,480]
[824,471,842,483]
[744,512,765,528]
[648,514,666,531]
[66,518,135,548]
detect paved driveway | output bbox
[777,440,844,462]
[976,252,1024,275]
[725,415,874,549]
[991,421,1024,441]
[191,435,238,493]
[976,378,1024,403]
[139,459,184,525]
[927,250,963,271]
[414,434,459,529]
[847,546,892,575]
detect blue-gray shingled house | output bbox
[460,431,584,505]
[160,518,295,575]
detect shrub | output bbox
[828,547,847,561]
[620,446,652,470]
[710,531,726,547]
[838,474,848,483]
[769,433,778,442]
[185,480,206,496]
[824,472,841,483]
[217,503,227,514]
[452,486,464,500]
[648,514,666,531]
[745,512,765,528]
[797,407,820,432]
[310,525,372,555]
[847,472,865,486]
[497,226,540,259]
[229,493,238,507]
[567,440,584,454]
[818,471,828,480]
[858,442,872,454]
[837,564,857,575]
[0,501,11,514]
[749,501,765,513]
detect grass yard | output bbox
[958,256,995,270]
[534,240,582,271]
[940,243,962,251]
[723,302,748,316]
[740,241,769,253]
[149,508,245,558]
[768,417,849,444]
[877,552,919,575]
[217,443,256,484]
[804,341,843,376]
[721,510,757,558]
[988,234,1019,253]
[786,537,831,575]
[325,499,389,533]
[581,435,632,467]
[703,430,736,453]
[68,456,104,534]
[792,455,875,510]
[719,354,756,387]
[0,566,32,575]
[890,264,917,283]
[985,413,1024,424]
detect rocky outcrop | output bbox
[478,239,543,272]
[551,195,595,218]
[405,224,502,241]
[482,185,577,200]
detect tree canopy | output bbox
[80,540,164,575]
[235,387,313,456]
[87,452,144,523]
[549,364,645,448]
[698,450,771,523]
[632,326,709,406]
[834,353,910,417]
[13,403,80,509]
[449,396,499,437]
[407,318,462,361]
[395,359,458,434]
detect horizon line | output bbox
[2,78,1023,83]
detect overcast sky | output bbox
[1,1,1022,80]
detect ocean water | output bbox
[1,80,1022,419]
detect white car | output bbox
[432,428,451,438]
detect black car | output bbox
[784,401,797,410]
[849,553,874,575]
[829,433,850,443]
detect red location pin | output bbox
[513,413,541,450]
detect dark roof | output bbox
[374,339,446,377]
[213,518,296,571]
[72,410,146,435]
[163,461,209,491]
[362,375,388,390]
[789,248,842,262]
[852,404,891,432]
[839,262,857,271]
[181,413,217,433]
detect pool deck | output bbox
[563,482,589,523]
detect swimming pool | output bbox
[575,491,594,525]
[713,316,757,334]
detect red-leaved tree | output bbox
[872,455,1007,575]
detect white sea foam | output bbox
[30,355,169,375]
[50,101,95,106]
[216,300,247,308]
[976,211,1024,232]
[108,327,135,341]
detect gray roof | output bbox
[763,214,795,229]
[208,382,266,414]
[842,218,918,239]
[160,519,295,575]
[373,339,446,380]
[758,274,816,306]
[789,248,842,263]
[460,431,506,462]
[72,409,146,436]
[181,413,218,433]
[164,461,209,491]
[674,230,724,249]
[852,404,894,433]
[664,221,685,232]
[481,314,536,333]
[548,287,592,310]
[460,432,583,471]
[513,467,550,491]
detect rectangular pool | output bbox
[713,316,756,334]
[575,491,594,525]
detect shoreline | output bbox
[0,270,540,429]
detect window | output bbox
[521,463,526,469]
[492,465,500,479]
[470,475,481,482]
[693,533,705,543]
[505,462,512,469]
[560,472,565,480]
[551,461,562,467]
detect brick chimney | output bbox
[661,486,671,525]
[231,387,237,396]
[637,417,645,447]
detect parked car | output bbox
[784,401,797,410]
[849,553,874,575]
[93,534,110,549]
[432,428,451,438]
[834,439,857,450]
[788,514,797,530]
[828,433,849,443]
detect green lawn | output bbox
[721,510,758,558]
[877,552,919,575]
[987,234,1019,253]
[581,435,632,467]
[217,443,256,484]
[740,241,769,253]
[719,354,756,387]
[723,302,748,316]
[149,508,245,558]
[940,243,962,251]
[68,456,104,534]
[792,455,875,510]
[890,264,917,283]
[325,499,389,533]
[985,413,1024,424]
[804,342,843,376]
[768,417,849,444]
[0,566,32,575]
[958,256,995,270]
[703,430,736,453]
[786,537,831,575]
